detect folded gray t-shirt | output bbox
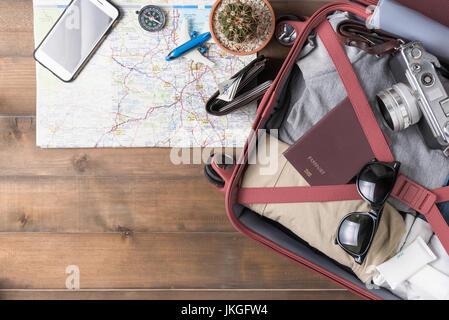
[279,12,449,212]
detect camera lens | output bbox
[377,96,394,130]
[376,83,422,131]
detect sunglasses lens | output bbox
[358,163,396,205]
[338,213,374,255]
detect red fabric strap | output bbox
[238,184,359,204]
[389,175,449,250]
[434,186,449,203]
[238,182,449,255]
[237,19,449,254]
[390,174,437,214]
[317,20,394,162]
[238,179,449,205]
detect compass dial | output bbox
[138,5,166,32]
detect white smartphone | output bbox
[34,0,120,82]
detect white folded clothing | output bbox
[375,234,449,299]
[397,213,416,251]
[376,237,436,289]
[407,265,449,300]
[429,235,449,277]
[372,273,408,299]
[402,217,434,249]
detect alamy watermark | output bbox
[170,129,281,175]
[65,5,80,30]
[65,265,80,290]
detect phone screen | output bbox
[38,0,115,77]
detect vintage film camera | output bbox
[376,41,449,156]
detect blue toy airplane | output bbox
[166,18,214,66]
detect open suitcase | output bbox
[204,0,449,299]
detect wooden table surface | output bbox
[0,0,358,300]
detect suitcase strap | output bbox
[318,20,394,162]
[235,19,449,255]
[336,19,402,55]
[237,179,449,256]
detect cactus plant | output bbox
[218,3,258,43]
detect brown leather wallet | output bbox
[205,55,272,116]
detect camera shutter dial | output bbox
[410,47,422,59]
[421,73,435,87]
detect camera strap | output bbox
[336,19,402,55]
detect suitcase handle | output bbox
[204,154,235,192]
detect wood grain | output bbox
[0,1,33,34]
[0,175,230,232]
[0,33,34,58]
[0,289,358,300]
[0,117,225,177]
[0,0,357,300]
[0,1,35,114]
[0,117,232,232]
[0,233,340,290]
[0,58,35,115]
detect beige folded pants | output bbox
[241,135,406,283]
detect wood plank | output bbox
[0,289,359,300]
[0,1,34,34]
[0,117,231,232]
[0,33,34,58]
[0,117,231,177]
[0,58,35,115]
[0,233,342,290]
[0,175,230,232]
[0,0,41,114]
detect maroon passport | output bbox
[283,97,375,186]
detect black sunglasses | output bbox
[336,160,401,265]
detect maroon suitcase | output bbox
[204,0,449,299]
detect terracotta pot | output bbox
[209,0,275,56]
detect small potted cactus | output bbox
[218,3,258,43]
[210,0,275,55]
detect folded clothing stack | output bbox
[240,133,449,298]
[374,215,449,299]
[240,134,405,283]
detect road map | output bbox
[34,0,257,148]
